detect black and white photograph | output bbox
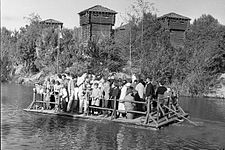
[1,0,225,149]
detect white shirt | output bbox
[91,88,101,99]
[74,87,79,100]
[119,85,127,100]
[77,73,87,86]
[132,74,137,83]
[60,88,68,99]
[68,79,74,96]
[78,83,84,97]
[135,83,145,99]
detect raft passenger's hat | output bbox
[125,83,131,87]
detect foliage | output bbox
[1,7,225,97]
[82,38,126,74]
[65,61,89,76]
[1,27,17,81]
[17,13,42,73]
[182,14,225,95]
[119,3,225,95]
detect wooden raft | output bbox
[24,88,189,129]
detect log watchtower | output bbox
[40,19,63,29]
[158,12,191,48]
[78,5,117,42]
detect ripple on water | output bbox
[1,84,225,149]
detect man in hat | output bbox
[144,77,155,111]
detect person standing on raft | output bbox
[145,77,155,111]
[118,81,131,117]
[122,87,136,119]
[67,74,75,112]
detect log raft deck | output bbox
[24,88,189,130]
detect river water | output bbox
[1,83,225,150]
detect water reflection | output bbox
[116,126,124,150]
[179,97,225,122]
[1,83,225,149]
[214,100,225,120]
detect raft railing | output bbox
[28,88,60,111]
[88,96,188,128]
[88,98,147,119]
[28,88,188,129]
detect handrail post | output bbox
[55,94,60,112]
[28,88,36,109]
[114,98,117,119]
[33,88,36,102]
[34,88,37,110]
[111,97,117,120]
[55,94,58,111]
[167,96,171,117]
[144,97,150,124]
[157,98,159,122]
[86,93,90,115]
[41,90,44,109]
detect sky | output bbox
[1,0,225,31]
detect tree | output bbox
[1,27,16,81]
[84,38,125,74]
[17,13,42,73]
[182,14,225,95]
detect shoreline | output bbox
[3,69,225,99]
[3,77,225,100]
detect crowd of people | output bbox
[35,72,178,119]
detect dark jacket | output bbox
[155,86,167,98]
[134,92,141,101]
[145,82,155,97]
[110,86,120,98]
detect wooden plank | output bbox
[27,101,34,109]
[144,98,150,124]
[28,88,36,109]
[163,105,197,126]
[88,106,146,115]
[24,92,189,129]
[157,99,159,122]
[116,110,146,115]
[158,104,168,121]
[88,106,114,111]
[178,106,185,114]
[145,99,158,125]
[171,105,178,111]
[157,116,180,128]
[117,99,146,104]
[34,101,58,104]
[24,108,183,129]
[150,111,157,116]
[111,97,117,120]
[148,114,158,124]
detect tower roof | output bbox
[158,12,191,20]
[40,19,63,24]
[78,5,117,15]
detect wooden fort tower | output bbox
[40,19,63,29]
[78,5,117,42]
[158,12,191,48]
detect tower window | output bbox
[172,20,177,23]
[103,13,110,18]
[93,13,99,16]
[180,21,185,24]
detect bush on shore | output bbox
[1,4,225,97]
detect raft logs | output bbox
[30,89,187,127]
[89,97,187,128]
